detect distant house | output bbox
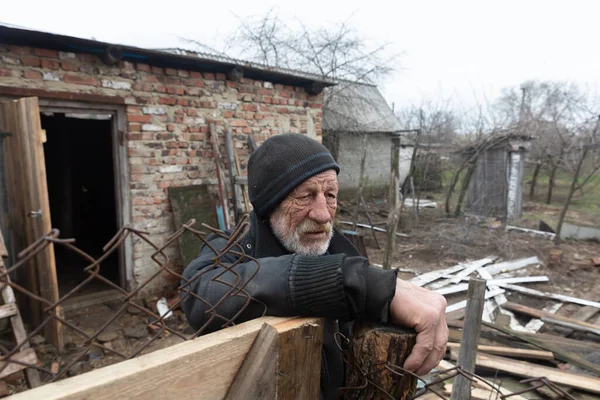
[322,82,413,199]
[462,134,533,219]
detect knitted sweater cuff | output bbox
[289,254,348,318]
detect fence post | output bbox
[383,137,401,270]
[451,277,486,400]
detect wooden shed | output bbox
[464,134,533,219]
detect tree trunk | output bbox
[546,165,558,204]
[529,163,542,200]
[343,322,417,400]
[554,148,589,245]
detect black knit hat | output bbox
[248,133,340,218]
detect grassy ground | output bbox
[520,168,600,228]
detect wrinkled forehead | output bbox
[295,170,338,191]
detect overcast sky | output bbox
[3,0,600,113]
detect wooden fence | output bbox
[8,316,323,400]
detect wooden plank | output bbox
[482,256,541,276]
[0,228,7,257]
[1,98,62,350]
[339,221,410,238]
[523,302,563,333]
[451,278,486,400]
[482,321,600,376]
[478,267,528,332]
[0,348,38,380]
[496,283,600,308]
[429,257,496,290]
[274,318,323,399]
[438,360,527,399]
[444,384,528,400]
[446,343,554,361]
[0,241,41,388]
[435,276,549,296]
[7,316,317,400]
[0,86,126,105]
[556,305,599,336]
[224,127,243,223]
[225,324,278,399]
[410,257,496,288]
[445,289,505,313]
[0,303,18,319]
[449,351,600,394]
[233,150,250,213]
[502,301,600,336]
[506,225,556,239]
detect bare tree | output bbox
[222,9,397,85]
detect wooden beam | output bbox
[502,301,600,336]
[445,289,505,313]
[446,342,554,361]
[409,257,496,288]
[7,316,320,400]
[0,86,126,105]
[0,303,18,319]
[449,351,600,394]
[383,138,401,270]
[481,256,541,276]
[482,321,600,376]
[438,360,527,399]
[0,348,38,380]
[451,278,486,400]
[496,283,600,308]
[557,305,599,336]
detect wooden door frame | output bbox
[36,100,132,290]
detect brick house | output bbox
[0,24,332,303]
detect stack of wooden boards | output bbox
[409,256,600,399]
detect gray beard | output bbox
[270,215,334,257]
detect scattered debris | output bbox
[124,326,148,340]
[561,222,600,240]
[339,221,410,238]
[67,361,92,377]
[96,330,119,343]
[156,298,174,319]
[506,225,556,239]
[403,198,438,209]
[593,257,600,266]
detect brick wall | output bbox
[0,45,324,293]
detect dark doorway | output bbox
[41,113,120,295]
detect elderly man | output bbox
[182,133,447,399]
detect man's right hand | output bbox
[389,279,448,376]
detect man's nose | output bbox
[308,193,331,224]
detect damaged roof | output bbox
[0,23,335,88]
[322,82,403,134]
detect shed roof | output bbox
[0,23,335,88]
[322,82,403,134]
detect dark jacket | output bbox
[181,212,398,399]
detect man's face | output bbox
[269,170,338,256]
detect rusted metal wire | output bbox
[334,332,574,399]
[0,215,265,388]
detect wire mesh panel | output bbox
[0,215,266,391]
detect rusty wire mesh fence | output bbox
[0,214,266,390]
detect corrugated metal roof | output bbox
[323,82,403,134]
[0,23,335,87]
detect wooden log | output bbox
[344,322,417,400]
